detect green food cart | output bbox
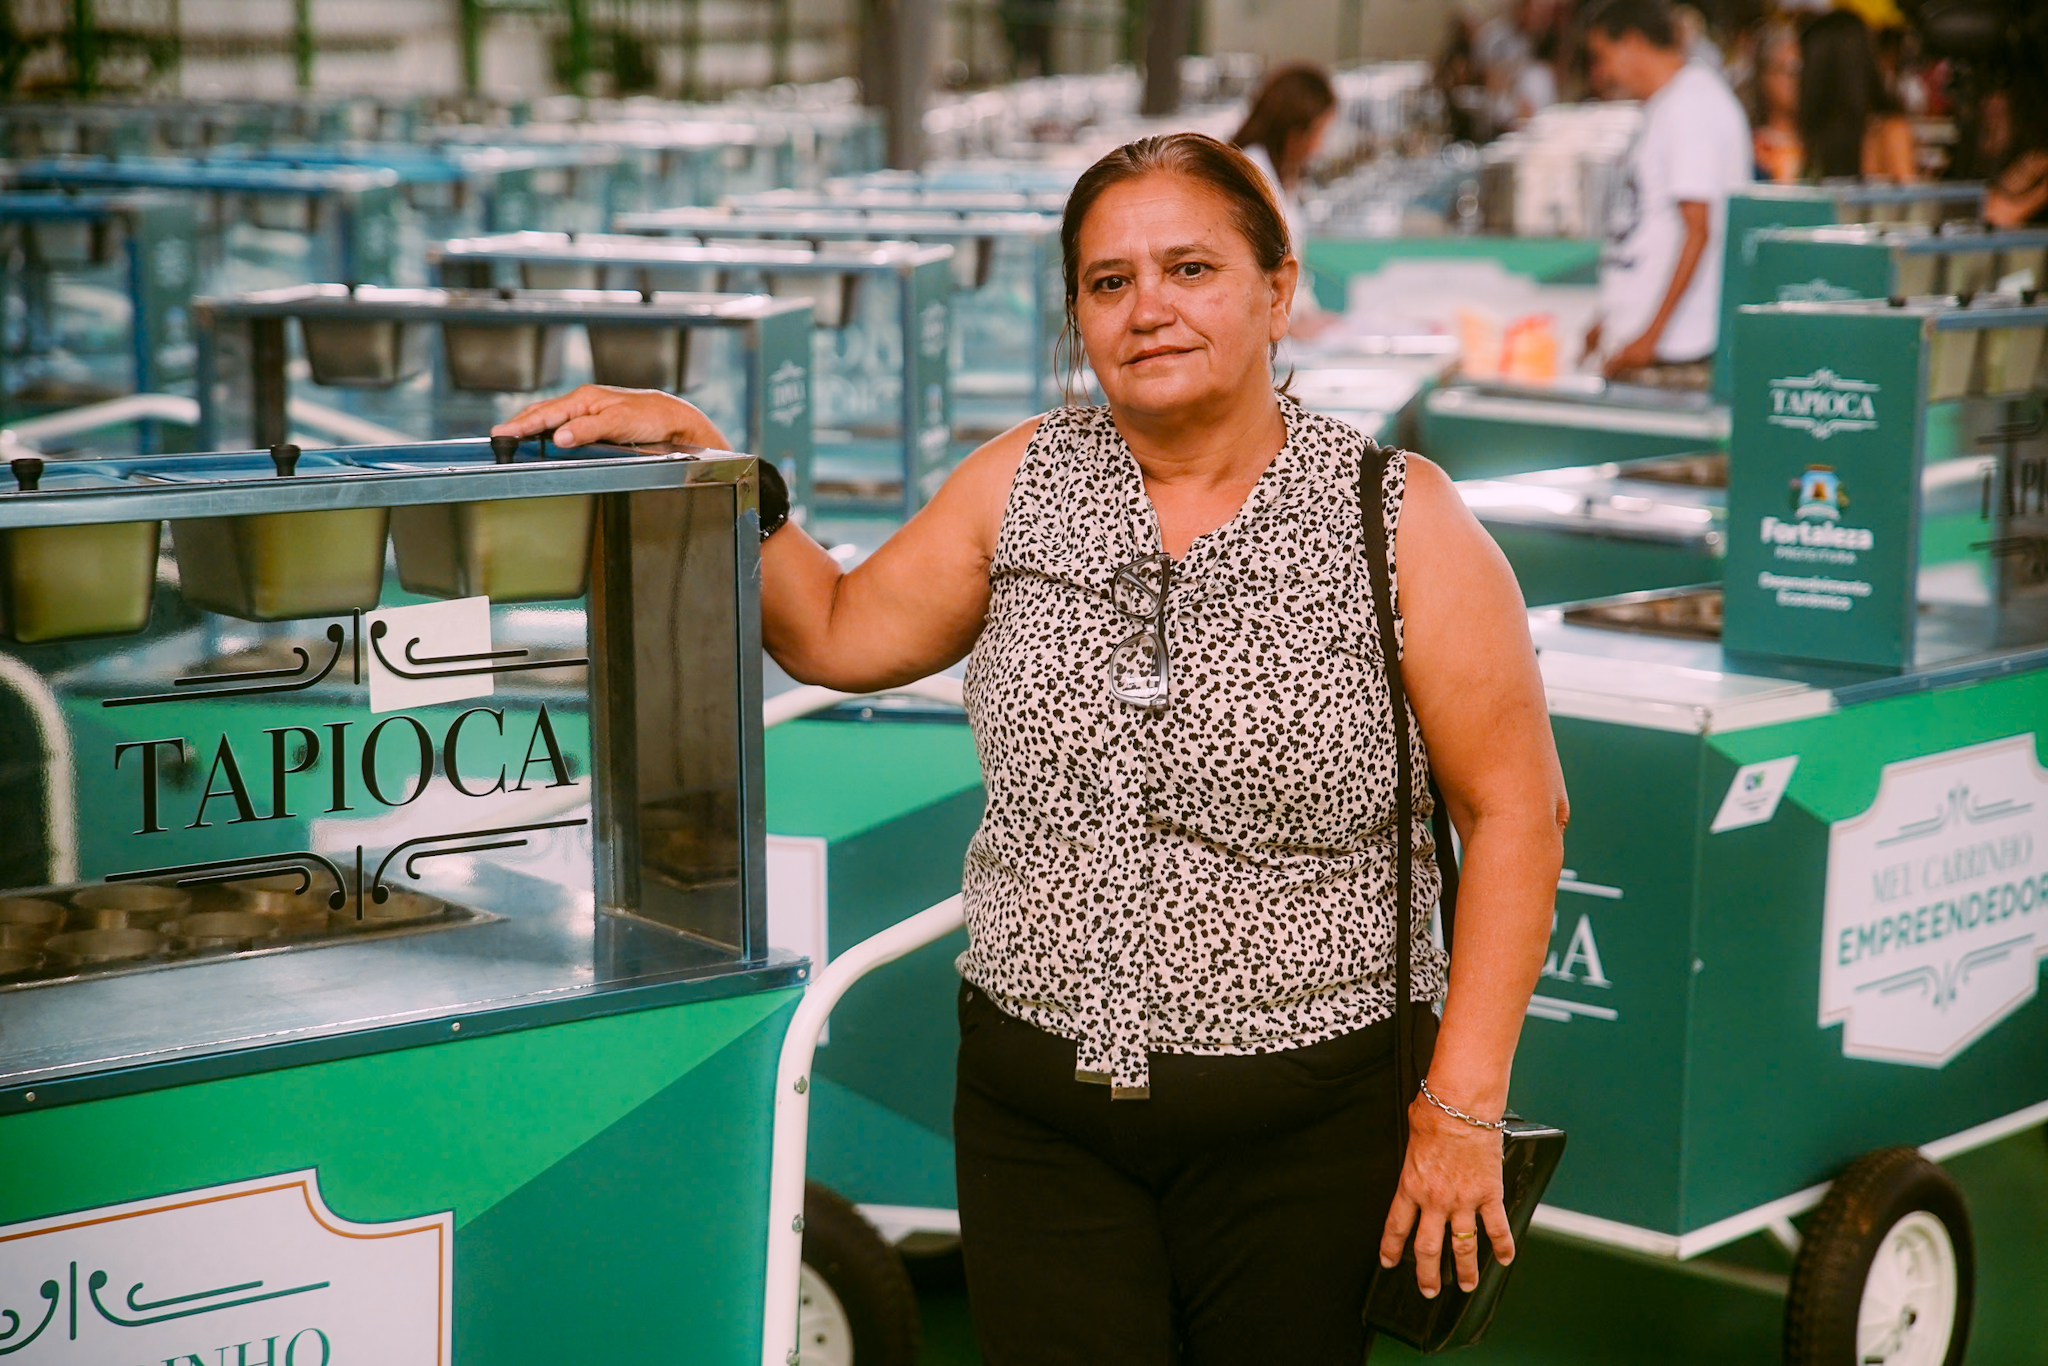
[0,436,804,1365]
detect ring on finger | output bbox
[1451,1231,1477,1241]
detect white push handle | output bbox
[758,676,967,1366]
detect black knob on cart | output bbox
[10,457,44,492]
[490,434,521,464]
[269,442,301,477]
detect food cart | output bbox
[0,434,803,1364]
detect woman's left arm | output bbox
[1375,454,1568,1298]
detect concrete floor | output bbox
[908,1127,2048,1365]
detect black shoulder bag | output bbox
[1356,443,1567,1354]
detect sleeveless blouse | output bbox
[958,397,1449,1096]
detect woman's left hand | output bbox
[1378,1094,1514,1297]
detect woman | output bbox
[1232,63,1337,336]
[496,133,1565,1364]
[1750,22,1803,185]
[1798,9,1916,182]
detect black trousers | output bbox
[953,983,1435,1366]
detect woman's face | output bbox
[1071,172,1295,420]
[1762,40,1800,122]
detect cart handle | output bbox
[759,676,966,1366]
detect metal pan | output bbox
[520,262,603,290]
[0,948,40,980]
[0,520,161,644]
[44,928,166,968]
[166,911,281,952]
[442,323,564,393]
[588,324,689,391]
[391,494,597,603]
[170,506,390,622]
[301,318,427,388]
[1980,325,2046,395]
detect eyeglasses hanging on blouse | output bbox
[1108,551,1173,710]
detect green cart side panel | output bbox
[1681,672,2048,1232]
[766,716,986,1209]
[458,1005,791,1365]
[1482,521,1722,607]
[0,990,793,1229]
[0,991,796,1365]
[808,1074,960,1211]
[1303,237,1603,311]
[764,717,982,842]
[1509,717,1705,1233]
[1421,408,1718,480]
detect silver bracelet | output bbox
[1418,1078,1508,1132]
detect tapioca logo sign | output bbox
[1768,368,1879,441]
[94,599,587,914]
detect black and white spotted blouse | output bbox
[958,395,1449,1096]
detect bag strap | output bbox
[1359,444,1441,1138]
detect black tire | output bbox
[1784,1147,1974,1366]
[800,1181,920,1366]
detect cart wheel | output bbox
[799,1181,920,1366]
[1784,1147,1974,1366]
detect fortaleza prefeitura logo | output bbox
[1768,368,1879,441]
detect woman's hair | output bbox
[1057,133,1295,401]
[1746,21,1799,129]
[1798,10,1897,180]
[1230,63,1337,187]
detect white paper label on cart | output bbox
[366,597,496,714]
[1820,733,2048,1067]
[1711,756,1800,833]
[0,1170,451,1365]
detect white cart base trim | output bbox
[1536,1092,2048,1264]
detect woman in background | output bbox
[1233,62,1338,336]
[1799,9,1916,181]
[1750,23,1803,184]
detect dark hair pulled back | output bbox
[1056,132,1296,402]
[1232,63,1338,188]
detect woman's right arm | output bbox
[493,385,1038,692]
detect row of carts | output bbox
[1,79,2045,1366]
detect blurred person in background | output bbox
[1982,83,2048,228]
[1233,63,1339,336]
[1582,0,1752,383]
[1750,22,1804,182]
[1799,9,1916,181]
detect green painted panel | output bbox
[808,1074,959,1211]
[1505,718,1705,1233]
[1685,710,2048,1229]
[1710,670,2048,824]
[1722,305,1928,669]
[457,1004,791,1366]
[0,989,795,1229]
[765,717,983,841]
[814,785,981,1142]
[1480,521,1720,606]
[1421,411,1716,480]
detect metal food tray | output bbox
[0,882,501,993]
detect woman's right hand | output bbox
[491,384,730,452]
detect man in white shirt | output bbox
[1582,0,1752,381]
